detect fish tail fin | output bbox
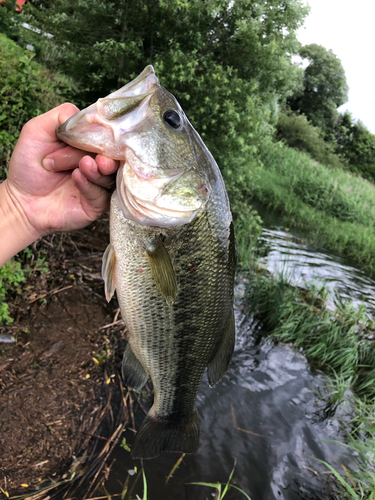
[131,409,199,459]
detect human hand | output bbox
[3,103,119,239]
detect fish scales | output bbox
[56,65,236,459]
[111,188,234,418]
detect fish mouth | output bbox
[56,64,210,227]
[56,65,159,158]
[116,149,210,227]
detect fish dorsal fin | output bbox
[207,306,235,387]
[102,243,117,302]
[145,236,177,306]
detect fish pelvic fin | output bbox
[102,243,116,302]
[145,236,177,306]
[207,306,235,388]
[122,343,149,391]
[131,409,199,459]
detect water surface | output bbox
[106,293,356,500]
[105,208,375,499]
[256,206,375,311]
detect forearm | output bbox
[0,181,40,267]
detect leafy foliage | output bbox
[288,43,349,135]
[334,111,375,181]
[0,33,74,178]
[0,259,25,324]
[0,0,20,41]
[277,108,344,169]
[23,0,307,105]
[22,0,308,202]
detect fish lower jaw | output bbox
[116,182,198,227]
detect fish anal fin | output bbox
[131,409,199,459]
[145,236,177,305]
[102,244,117,302]
[122,343,149,391]
[207,307,235,387]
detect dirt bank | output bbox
[0,219,128,498]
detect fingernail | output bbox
[42,158,54,171]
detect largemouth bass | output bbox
[57,66,236,459]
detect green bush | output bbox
[0,0,20,41]
[0,33,75,178]
[0,259,25,325]
[276,109,344,169]
[334,112,375,181]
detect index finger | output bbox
[42,145,95,172]
[95,155,120,176]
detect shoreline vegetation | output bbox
[239,264,375,499]
[231,140,375,275]
[231,139,375,497]
[1,0,375,495]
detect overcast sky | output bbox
[296,0,375,133]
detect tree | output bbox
[288,43,349,135]
[0,0,20,40]
[22,0,308,156]
[334,111,375,180]
[19,0,308,218]
[276,109,343,169]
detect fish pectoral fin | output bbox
[131,409,199,459]
[102,244,117,302]
[207,307,235,388]
[145,236,177,306]
[122,343,148,391]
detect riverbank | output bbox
[0,220,132,498]
[230,140,375,275]
[1,221,375,499]
[242,263,375,498]
[230,142,375,497]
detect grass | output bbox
[243,267,375,497]
[313,380,375,499]
[259,141,375,227]
[189,461,251,499]
[235,140,375,274]
[245,270,375,400]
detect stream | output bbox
[256,208,375,312]
[105,208,375,500]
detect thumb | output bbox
[58,103,80,127]
[23,103,80,145]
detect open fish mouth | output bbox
[57,66,159,159]
[57,64,211,227]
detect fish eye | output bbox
[163,110,181,129]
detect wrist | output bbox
[0,180,41,266]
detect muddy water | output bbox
[105,208,374,500]
[256,208,375,312]
[106,299,356,500]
